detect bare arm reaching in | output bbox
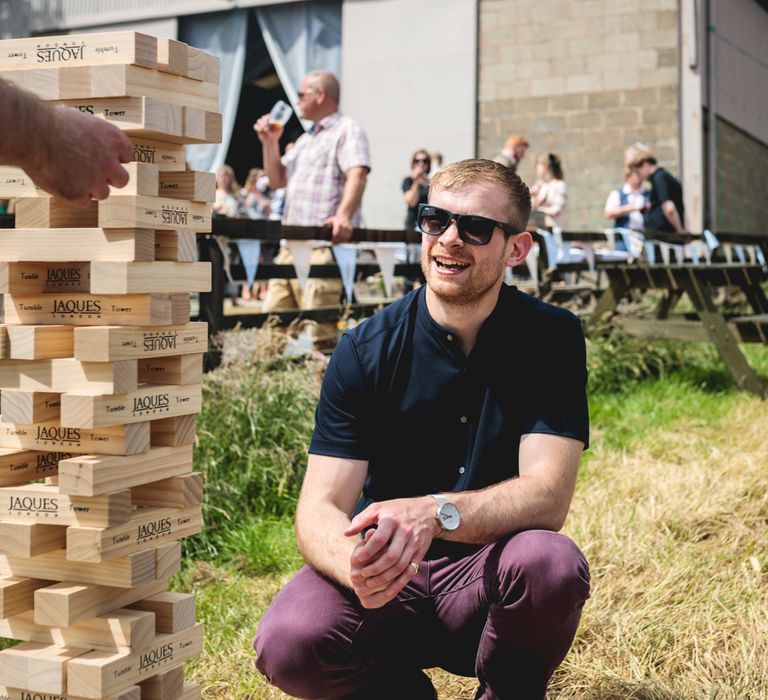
[0,78,132,206]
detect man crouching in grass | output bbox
[254,158,591,699]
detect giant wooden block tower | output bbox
[0,32,220,699]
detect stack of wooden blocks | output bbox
[0,31,220,700]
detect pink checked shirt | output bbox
[281,112,371,227]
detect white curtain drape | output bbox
[255,1,342,109]
[181,9,247,173]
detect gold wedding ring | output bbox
[409,561,420,576]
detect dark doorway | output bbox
[225,12,305,186]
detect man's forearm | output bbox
[262,139,287,189]
[335,168,368,221]
[0,79,54,171]
[295,499,357,589]
[662,201,684,232]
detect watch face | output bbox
[438,502,460,531]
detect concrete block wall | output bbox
[717,118,768,235]
[478,0,680,230]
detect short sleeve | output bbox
[402,176,413,193]
[653,170,671,203]
[336,120,372,175]
[519,310,589,448]
[604,189,620,214]
[309,333,372,459]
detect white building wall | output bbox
[341,0,477,229]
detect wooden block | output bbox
[89,262,211,294]
[73,323,206,363]
[178,681,201,700]
[33,577,168,628]
[182,107,222,145]
[185,46,219,83]
[0,166,44,198]
[4,325,75,360]
[0,577,54,618]
[14,197,98,229]
[0,67,60,100]
[61,384,202,429]
[110,161,159,197]
[0,32,157,71]
[3,293,188,327]
[67,623,203,699]
[0,483,130,526]
[0,327,7,359]
[98,196,211,232]
[0,549,155,588]
[0,522,65,557]
[150,416,195,448]
[130,138,185,172]
[139,354,201,386]
[0,683,140,700]
[1,390,61,424]
[57,445,193,497]
[153,541,181,581]
[0,642,90,694]
[0,358,137,393]
[156,38,188,77]
[0,229,154,262]
[66,505,201,563]
[0,263,91,294]
[139,664,184,700]
[154,231,197,263]
[0,608,153,653]
[132,473,202,510]
[0,421,150,456]
[158,171,215,203]
[0,449,72,487]
[128,592,195,636]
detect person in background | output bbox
[493,134,529,173]
[604,164,649,231]
[429,150,443,177]
[239,167,272,220]
[213,164,241,218]
[254,158,590,699]
[531,153,567,229]
[0,76,131,205]
[402,149,431,230]
[631,148,685,233]
[254,71,371,355]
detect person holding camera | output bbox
[402,149,431,229]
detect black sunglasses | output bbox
[413,157,430,164]
[417,203,522,246]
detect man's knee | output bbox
[492,530,590,621]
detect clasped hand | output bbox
[344,497,436,609]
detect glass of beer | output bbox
[268,100,293,131]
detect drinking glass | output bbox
[268,100,293,131]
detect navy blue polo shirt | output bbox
[309,284,589,555]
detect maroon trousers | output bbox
[254,530,590,700]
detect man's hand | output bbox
[253,114,283,145]
[344,496,437,608]
[25,106,132,206]
[324,213,354,244]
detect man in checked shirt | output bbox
[254,71,371,355]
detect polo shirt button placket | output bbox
[459,416,467,424]
[459,467,465,474]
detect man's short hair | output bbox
[504,134,529,150]
[430,158,532,231]
[305,71,340,103]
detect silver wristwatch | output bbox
[430,494,461,538]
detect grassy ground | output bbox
[183,335,768,699]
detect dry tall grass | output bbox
[189,396,767,699]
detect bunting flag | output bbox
[524,244,539,287]
[583,243,595,272]
[644,242,657,264]
[505,267,514,286]
[756,247,766,267]
[605,229,616,249]
[537,229,559,270]
[733,244,746,263]
[287,240,314,295]
[373,243,400,298]
[672,245,684,264]
[333,244,358,302]
[659,242,671,265]
[703,229,720,253]
[686,242,700,265]
[723,245,733,263]
[237,239,261,289]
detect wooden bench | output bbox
[586,262,768,397]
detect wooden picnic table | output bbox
[586,262,768,398]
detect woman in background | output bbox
[531,153,567,229]
[401,149,431,229]
[604,164,648,232]
[213,164,241,218]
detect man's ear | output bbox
[506,231,534,268]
